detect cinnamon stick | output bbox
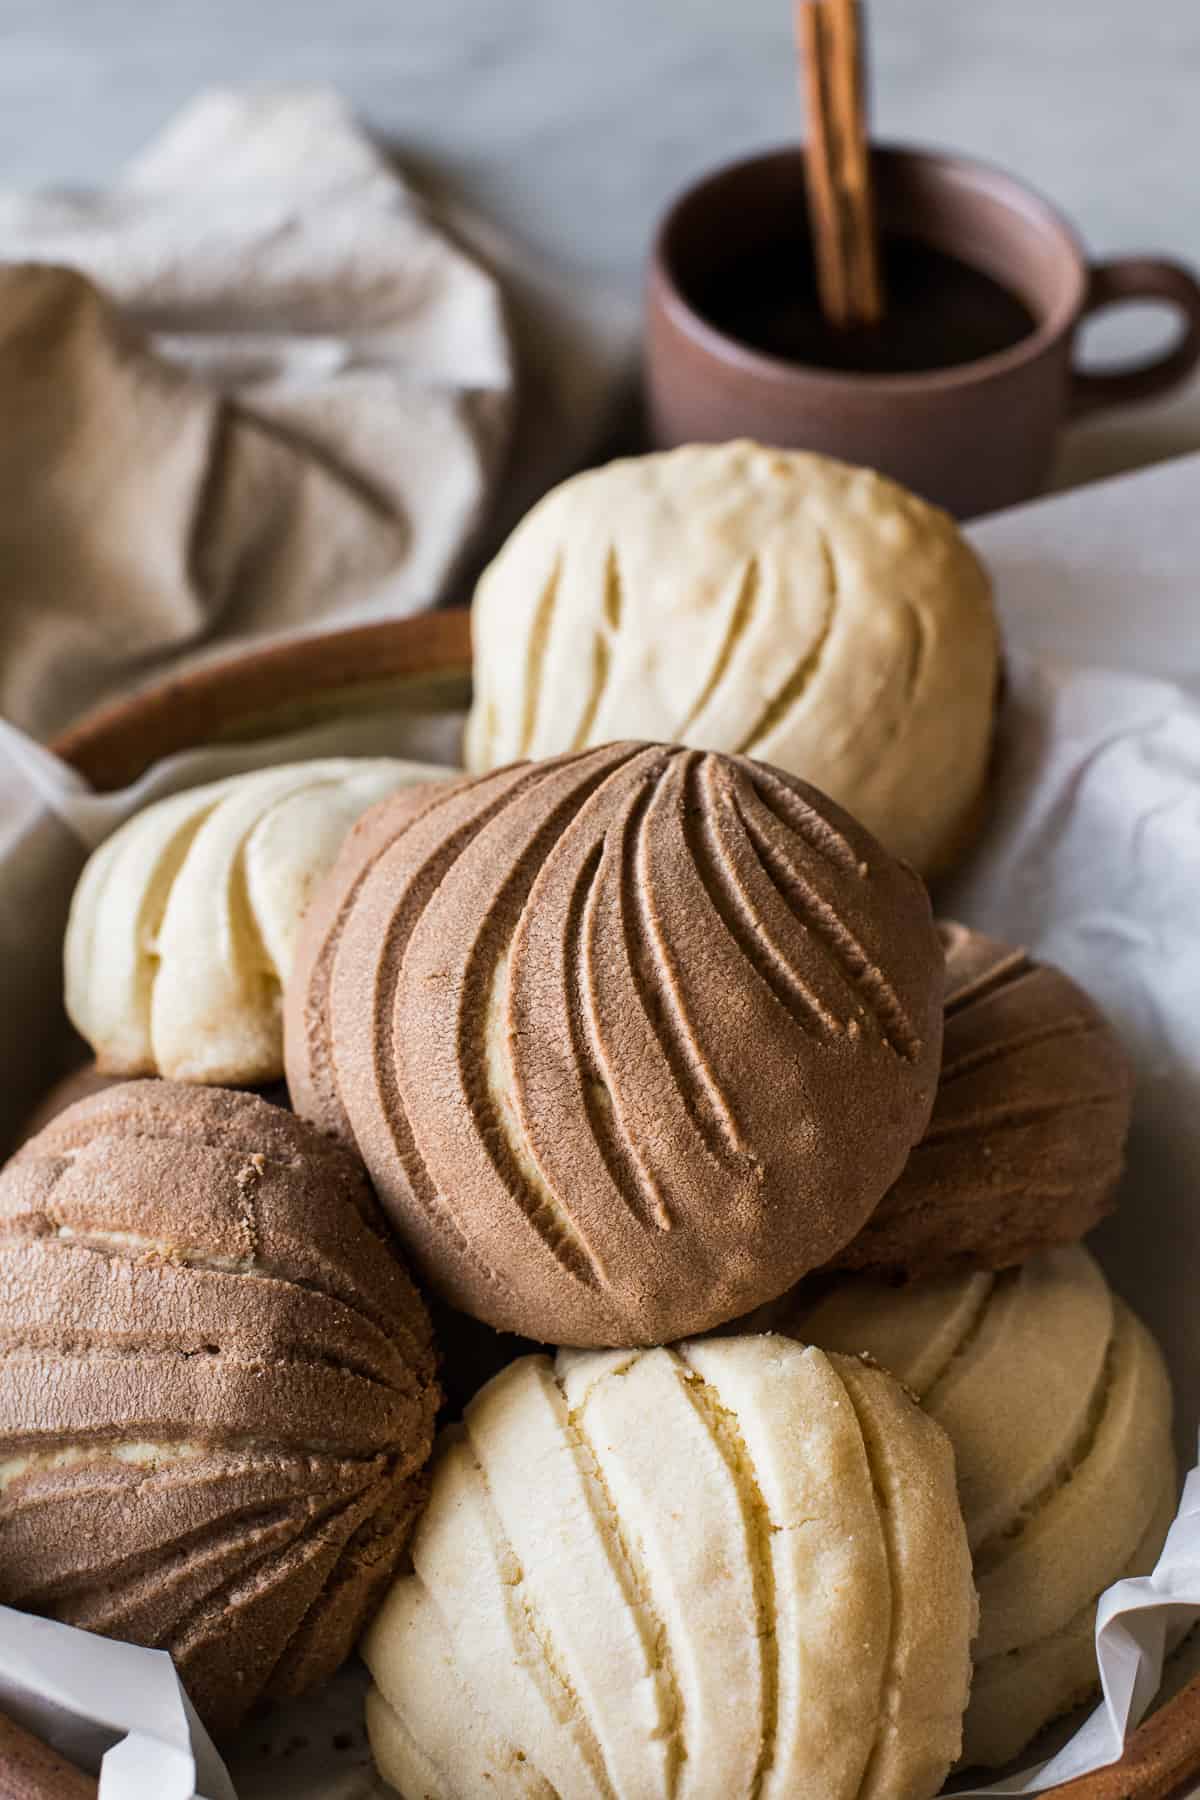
[827,0,883,324]
[796,0,884,329]
[798,0,848,327]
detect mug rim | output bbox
[650,140,1091,396]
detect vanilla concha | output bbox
[465,442,998,875]
[783,1246,1176,1766]
[363,1336,976,1800]
[65,757,452,1085]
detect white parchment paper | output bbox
[0,1608,234,1799]
[2,456,1200,1796]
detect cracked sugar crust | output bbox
[0,1080,440,1736]
[464,442,998,876]
[363,1335,974,1800]
[285,742,944,1346]
[833,922,1135,1279]
[63,757,453,1086]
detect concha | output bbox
[835,921,1134,1278]
[65,757,452,1085]
[286,742,943,1345]
[0,1081,440,1734]
[789,1246,1175,1766]
[465,443,998,875]
[364,1336,976,1800]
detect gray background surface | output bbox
[3,0,1199,493]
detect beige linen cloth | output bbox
[0,85,634,739]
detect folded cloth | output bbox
[0,87,635,740]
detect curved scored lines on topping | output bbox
[369,754,636,1300]
[1,1442,284,1502]
[899,594,929,713]
[228,813,280,997]
[0,1094,437,1733]
[972,1334,1117,1578]
[370,1689,464,1799]
[4,1472,418,1644]
[734,786,921,1063]
[732,824,858,1044]
[629,765,746,1161]
[0,1442,206,1501]
[0,1319,419,1404]
[675,1362,779,1799]
[682,760,842,1043]
[518,553,564,759]
[830,592,929,791]
[52,1282,423,1398]
[568,629,612,754]
[558,1370,686,1796]
[735,531,838,758]
[479,950,599,1287]
[572,842,671,1233]
[602,542,624,633]
[455,764,655,1291]
[164,1482,380,1679]
[132,804,223,1052]
[0,1341,407,1397]
[50,1472,398,1647]
[0,1224,417,1360]
[31,1480,351,1616]
[922,1092,1123,1145]
[569,547,625,752]
[0,1205,428,1370]
[241,773,346,971]
[23,1109,334,1172]
[944,949,1034,1017]
[270,1472,429,1700]
[675,553,761,740]
[920,1272,1004,1410]
[706,767,845,1040]
[741,762,860,878]
[1,1443,395,1508]
[301,779,462,1135]
[360,791,545,1307]
[839,1375,899,1800]
[467,1434,619,1800]
[939,1013,1104,1087]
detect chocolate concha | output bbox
[834,921,1134,1277]
[788,1247,1176,1766]
[285,742,943,1346]
[16,1062,290,1147]
[17,1062,130,1143]
[0,1082,439,1736]
[64,757,452,1087]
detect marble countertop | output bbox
[3,0,1199,494]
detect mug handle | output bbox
[1069,256,1200,418]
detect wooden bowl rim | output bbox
[47,607,1200,1797]
[51,608,474,792]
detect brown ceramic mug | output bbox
[646,144,1200,517]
